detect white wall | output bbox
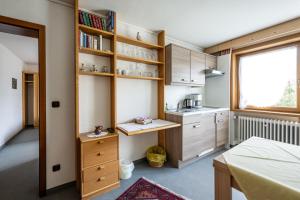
[0,0,75,189]
[0,44,24,147]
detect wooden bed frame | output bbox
[213,155,242,200]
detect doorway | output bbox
[0,16,46,196]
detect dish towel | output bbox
[223,137,300,200]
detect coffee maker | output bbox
[186,94,202,109]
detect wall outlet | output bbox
[52,164,61,172]
[52,101,60,108]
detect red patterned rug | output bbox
[116,177,189,200]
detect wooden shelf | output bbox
[79,131,118,143]
[116,74,163,81]
[79,71,114,77]
[117,35,163,49]
[116,120,181,136]
[78,24,114,38]
[79,48,114,57]
[117,54,163,65]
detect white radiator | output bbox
[237,116,300,145]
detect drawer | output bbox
[82,172,118,195]
[182,112,215,125]
[182,117,215,161]
[83,145,118,168]
[82,160,118,182]
[82,136,117,155]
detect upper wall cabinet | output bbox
[205,54,217,69]
[166,44,216,86]
[166,44,191,84]
[191,50,206,85]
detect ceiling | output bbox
[0,32,38,64]
[78,0,300,48]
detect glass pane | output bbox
[239,46,297,109]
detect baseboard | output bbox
[46,181,76,194]
[133,157,147,165]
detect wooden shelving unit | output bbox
[79,24,114,38]
[116,74,163,81]
[117,54,163,65]
[117,35,164,49]
[75,1,180,198]
[79,71,114,77]
[79,48,114,57]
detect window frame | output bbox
[231,34,300,114]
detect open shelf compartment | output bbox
[117,35,163,49]
[117,119,181,136]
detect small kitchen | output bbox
[164,43,230,168]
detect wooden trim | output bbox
[231,34,300,114]
[79,48,114,57]
[0,15,47,196]
[33,73,39,128]
[22,72,26,128]
[79,71,114,77]
[204,17,300,54]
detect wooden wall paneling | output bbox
[22,72,26,128]
[33,73,39,127]
[157,31,166,148]
[111,12,117,129]
[204,17,300,54]
[74,0,81,190]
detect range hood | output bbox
[204,69,225,78]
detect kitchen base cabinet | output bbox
[216,111,229,147]
[165,110,229,168]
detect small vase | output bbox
[136,32,142,41]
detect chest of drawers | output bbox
[79,133,119,199]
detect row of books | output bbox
[78,10,114,32]
[80,31,103,51]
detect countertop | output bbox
[165,107,229,116]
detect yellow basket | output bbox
[146,146,166,168]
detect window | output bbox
[232,40,300,113]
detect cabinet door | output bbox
[182,113,215,161]
[205,54,217,69]
[216,112,229,147]
[191,51,206,85]
[171,45,191,83]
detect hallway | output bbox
[0,128,39,199]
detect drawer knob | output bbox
[97,152,104,156]
[97,165,105,170]
[181,79,185,82]
[97,141,104,144]
[97,177,106,182]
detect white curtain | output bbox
[239,46,297,109]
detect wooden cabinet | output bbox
[182,114,215,161]
[165,112,216,168]
[79,133,119,199]
[166,44,191,84]
[165,110,229,168]
[206,54,217,69]
[190,51,206,85]
[216,111,229,147]
[166,44,216,86]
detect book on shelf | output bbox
[80,31,103,51]
[78,10,115,32]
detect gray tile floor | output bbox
[0,128,246,200]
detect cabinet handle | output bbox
[97,140,104,144]
[191,80,196,82]
[97,152,104,156]
[97,165,105,170]
[193,124,201,128]
[181,78,185,82]
[97,177,106,182]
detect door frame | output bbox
[0,15,46,196]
